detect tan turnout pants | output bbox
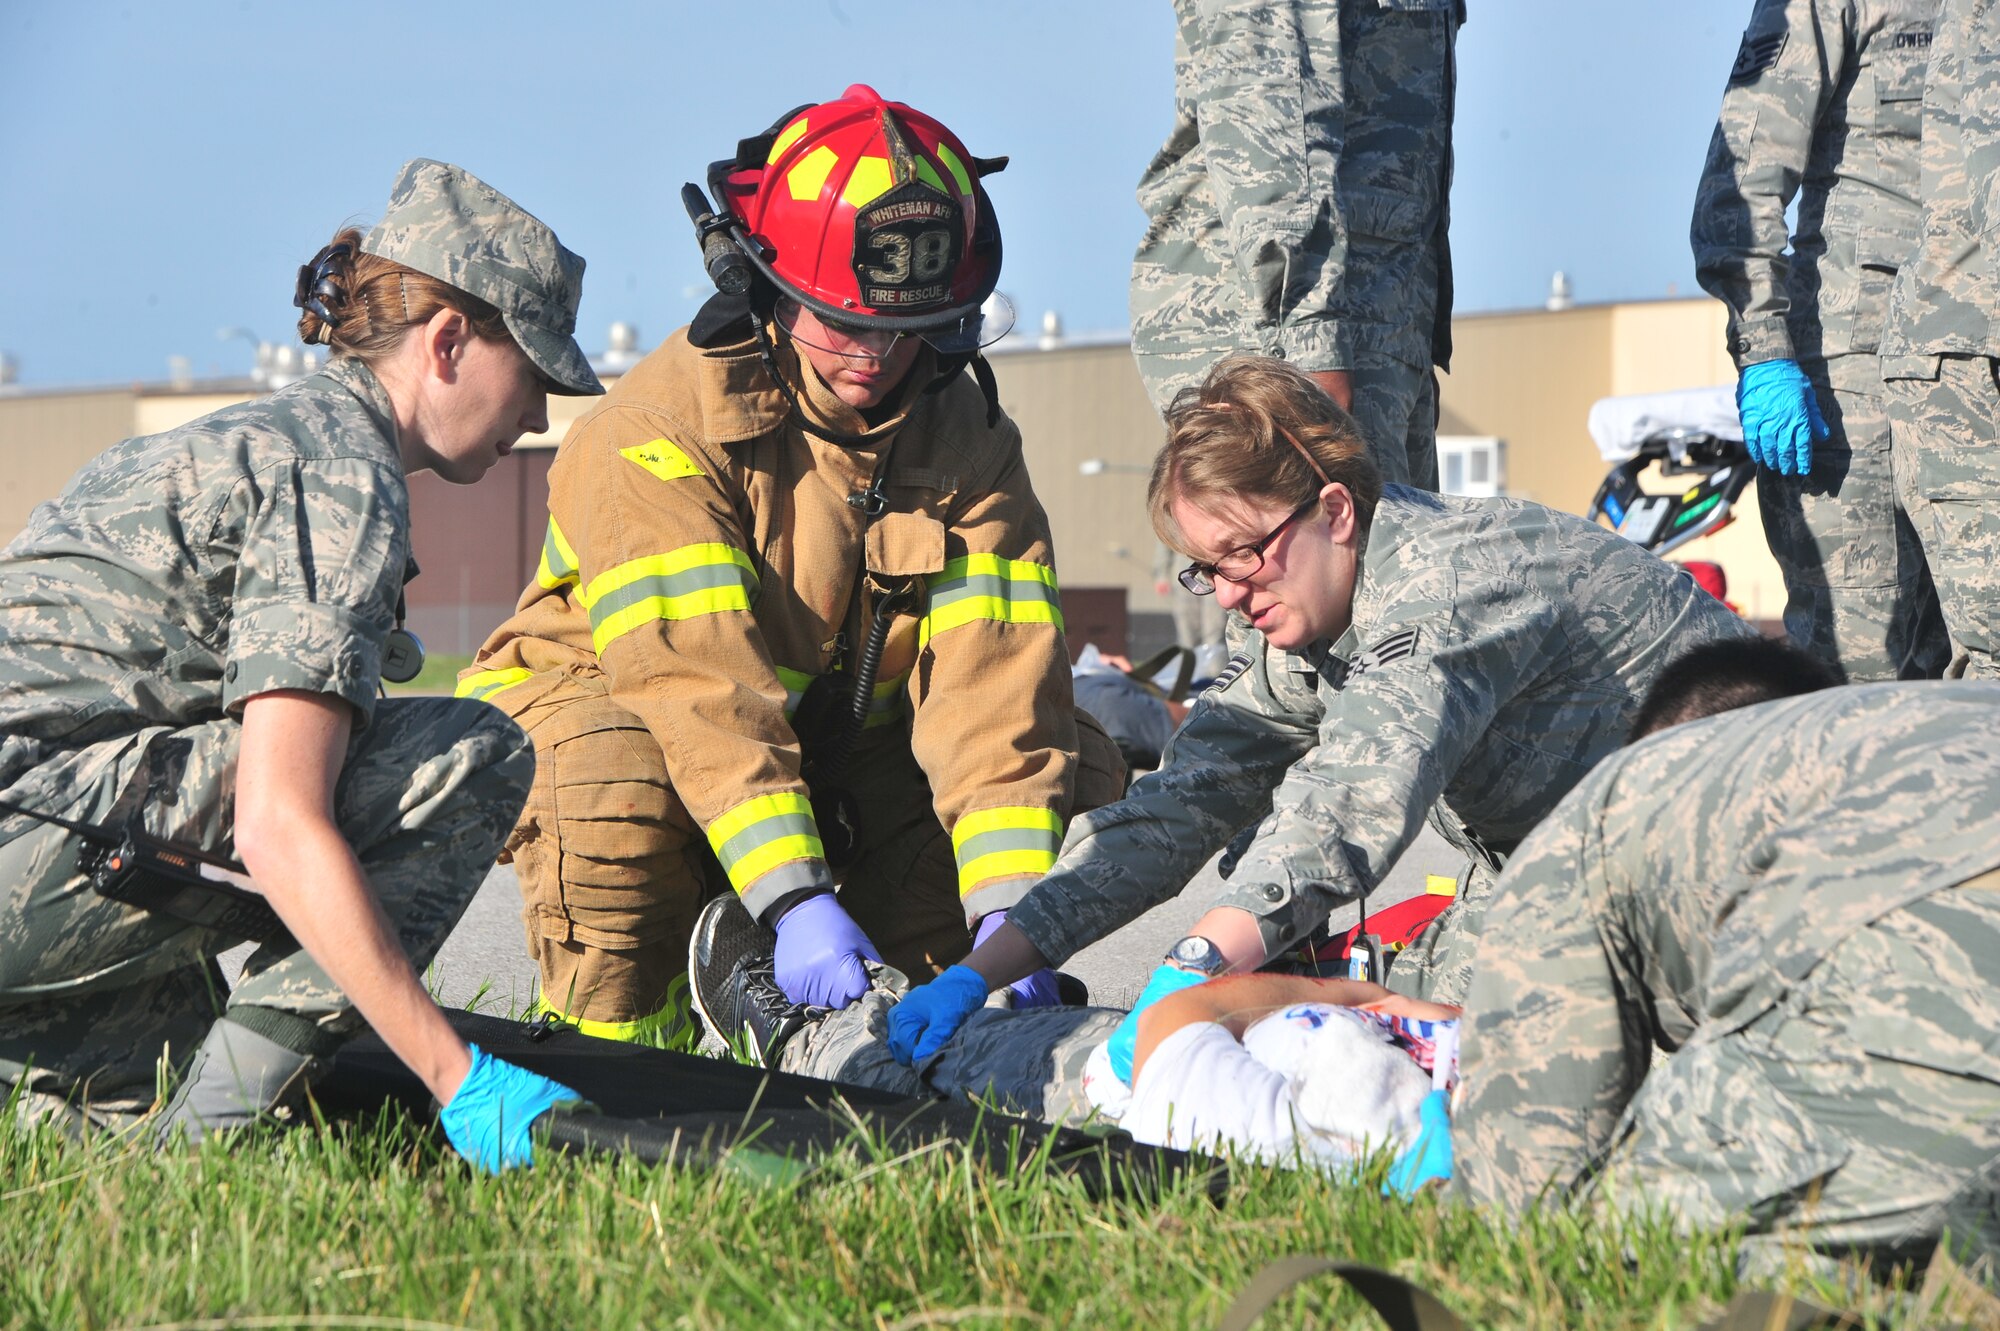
[487,671,1124,1039]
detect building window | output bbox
[1438,436,1504,497]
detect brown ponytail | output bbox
[293,227,512,365]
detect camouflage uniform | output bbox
[1692,0,1948,682]
[1129,0,1461,487]
[1453,684,2000,1276]
[1880,0,2000,679]
[778,966,1118,1123]
[1008,489,1755,1007]
[0,159,597,1122]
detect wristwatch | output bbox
[1164,934,1229,977]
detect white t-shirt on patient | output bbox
[1116,1003,1456,1172]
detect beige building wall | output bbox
[1440,298,1783,622]
[0,298,1785,621]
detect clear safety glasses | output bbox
[776,293,1016,361]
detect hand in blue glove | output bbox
[1384,1089,1455,1199]
[1736,358,1828,477]
[974,910,1062,1009]
[1106,963,1211,1085]
[439,1043,585,1173]
[773,891,881,1009]
[886,963,990,1066]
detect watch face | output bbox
[1168,935,1223,974]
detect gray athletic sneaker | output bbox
[687,894,823,1067]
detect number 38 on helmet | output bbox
[701,83,1014,355]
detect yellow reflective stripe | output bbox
[919,554,1064,648]
[959,847,1060,894]
[528,993,685,1044]
[536,518,580,591]
[863,669,908,728]
[933,142,973,198]
[952,805,1063,896]
[730,833,826,890]
[579,543,758,654]
[707,792,825,893]
[950,805,1063,855]
[454,667,533,702]
[768,115,809,164]
[774,664,816,720]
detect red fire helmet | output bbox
[712,84,1006,348]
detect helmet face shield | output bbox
[776,291,1014,360]
[714,84,1003,333]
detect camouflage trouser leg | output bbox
[1129,197,1436,490]
[1170,592,1229,652]
[0,697,530,1116]
[1382,857,1497,1007]
[1884,355,2000,680]
[1347,350,1440,492]
[778,966,1124,1124]
[1757,360,1948,682]
[839,707,1127,981]
[1583,869,2000,1277]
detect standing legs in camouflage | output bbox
[1884,355,2000,680]
[1757,358,1948,681]
[0,697,531,1126]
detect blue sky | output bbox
[0,1,1750,387]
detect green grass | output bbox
[0,1098,1971,1331]
[383,654,476,698]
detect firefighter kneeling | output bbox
[460,85,1123,1038]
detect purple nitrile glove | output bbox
[1736,358,1828,477]
[886,964,989,1066]
[438,1044,586,1173]
[772,891,880,1009]
[974,910,1063,1009]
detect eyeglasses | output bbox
[1177,497,1322,595]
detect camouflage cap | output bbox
[363,158,603,396]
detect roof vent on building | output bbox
[1038,310,1064,351]
[593,321,647,376]
[0,352,17,386]
[1546,271,1574,312]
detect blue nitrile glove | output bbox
[1735,358,1829,477]
[438,1043,585,1173]
[974,910,1062,1009]
[886,964,990,1066]
[1384,1090,1455,1199]
[772,891,881,1009]
[1106,963,1212,1085]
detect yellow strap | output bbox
[1425,874,1459,897]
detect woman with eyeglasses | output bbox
[459,86,1123,1041]
[889,353,1755,1082]
[0,160,599,1166]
